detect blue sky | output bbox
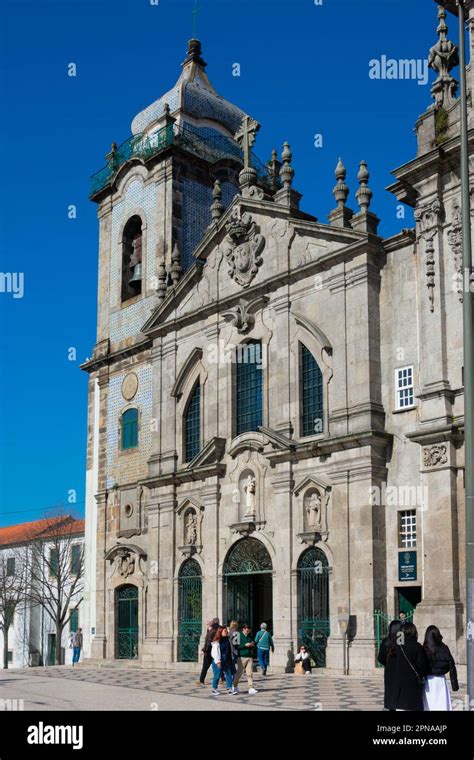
[0,0,455,526]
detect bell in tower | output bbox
[128,235,142,292]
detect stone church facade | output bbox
[82,6,473,674]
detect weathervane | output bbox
[192,0,200,38]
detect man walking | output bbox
[72,628,83,666]
[255,622,274,675]
[197,618,219,686]
[233,623,258,695]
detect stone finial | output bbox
[428,5,459,108]
[210,179,224,223]
[156,254,167,303]
[170,242,182,285]
[355,160,373,211]
[279,142,294,189]
[332,158,349,208]
[184,38,207,68]
[267,149,281,193]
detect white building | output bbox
[0,516,84,668]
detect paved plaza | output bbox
[0,665,465,712]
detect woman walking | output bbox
[393,622,429,711]
[377,620,402,711]
[422,625,459,711]
[210,627,238,696]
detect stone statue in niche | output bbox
[243,475,257,519]
[185,511,198,545]
[305,491,321,531]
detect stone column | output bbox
[201,480,221,626]
[270,465,294,671]
[90,368,109,661]
[414,441,464,662]
[96,200,112,343]
[155,491,175,663]
[326,451,387,674]
[141,495,160,666]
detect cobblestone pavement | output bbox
[0,666,465,712]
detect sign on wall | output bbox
[398,550,417,581]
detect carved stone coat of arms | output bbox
[224,208,265,288]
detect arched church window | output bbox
[184,382,201,462]
[300,342,323,437]
[235,341,263,435]
[121,408,138,450]
[121,216,143,301]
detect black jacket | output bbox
[378,638,398,710]
[393,639,429,711]
[425,643,459,691]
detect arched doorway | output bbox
[178,559,202,662]
[224,538,273,633]
[116,585,139,660]
[297,548,330,667]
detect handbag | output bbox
[400,645,425,685]
[295,661,305,675]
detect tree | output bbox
[26,515,84,666]
[0,549,28,669]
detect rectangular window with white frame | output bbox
[395,366,414,410]
[399,509,417,549]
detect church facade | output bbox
[82,5,473,674]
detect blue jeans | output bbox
[72,647,81,664]
[211,661,233,690]
[258,648,270,672]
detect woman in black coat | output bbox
[393,622,429,711]
[422,625,459,710]
[378,620,402,711]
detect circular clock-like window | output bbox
[124,503,134,518]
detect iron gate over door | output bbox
[224,538,273,633]
[178,559,202,662]
[116,585,139,659]
[297,548,330,667]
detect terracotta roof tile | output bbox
[0,516,85,547]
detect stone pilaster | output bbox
[270,466,294,670]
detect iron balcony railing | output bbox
[90,122,281,196]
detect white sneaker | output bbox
[229,688,239,695]
[248,688,258,695]
[211,689,221,695]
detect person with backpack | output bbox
[422,625,459,710]
[377,620,402,711]
[393,622,429,711]
[254,622,274,675]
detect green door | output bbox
[224,538,273,639]
[47,634,56,665]
[116,585,139,659]
[178,559,202,662]
[297,548,330,667]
